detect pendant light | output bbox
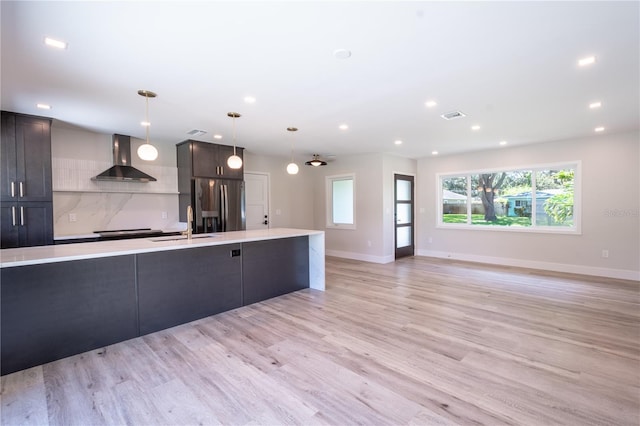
[137,90,159,161]
[286,127,299,175]
[305,154,327,167]
[227,112,243,169]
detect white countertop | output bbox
[1,228,324,268]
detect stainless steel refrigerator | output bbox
[191,178,245,233]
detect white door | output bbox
[244,172,270,230]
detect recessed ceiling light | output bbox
[333,49,351,59]
[578,56,596,67]
[499,140,508,146]
[44,37,67,49]
[244,96,256,104]
[394,140,403,145]
[36,103,51,110]
[594,126,605,132]
[140,121,150,127]
[339,124,349,130]
[431,151,438,155]
[213,134,223,139]
[471,125,481,131]
[425,100,437,108]
[589,101,602,109]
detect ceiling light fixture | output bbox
[499,140,508,146]
[213,134,223,140]
[578,56,596,67]
[286,127,299,175]
[394,140,403,145]
[432,151,439,155]
[305,154,327,167]
[589,101,602,109]
[425,100,437,108]
[594,126,605,132]
[227,112,243,169]
[36,103,51,110]
[339,124,349,130]
[137,90,159,161]
[471,125,481,131]
[44,37,67,49]
[244,96,256,104]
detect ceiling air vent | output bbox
[187,129,207,137]
[440,111,466,120]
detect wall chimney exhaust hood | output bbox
[92,134,157,182]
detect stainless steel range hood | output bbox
[92,134,157,182]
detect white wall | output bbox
[243,152,315,230]
[416,131,640,280]
[308,153,416,263]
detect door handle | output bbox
[20,206,24,226]
[10,181,15,198]
[19,182,24,197]
[11,206,16,226]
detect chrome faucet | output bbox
[184,205,193,240]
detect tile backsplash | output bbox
[52,157,182,236]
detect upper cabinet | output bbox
[1,111,53,248]
[1,112,52,202]
[177,140,244,180]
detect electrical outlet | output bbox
[602,249,609,258]
[69,213,77,223]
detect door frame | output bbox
[394,173,415,259]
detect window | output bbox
[326,173,355,229]
[438,162,580,233]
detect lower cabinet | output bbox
[0,237,310,375]
[137,244,242,335]
[242,236,310,305]
[1,201,54,248]
[0,255,138,375]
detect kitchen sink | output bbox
[149,234,219,242]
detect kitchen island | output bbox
[0,228,324,375]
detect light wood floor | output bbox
[2,256,639,425]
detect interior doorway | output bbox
[244,172,270,230]
[394,174,414,259]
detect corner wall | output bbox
[416,131,640,280]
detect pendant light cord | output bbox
[232,115,237,156]
[145,95,150,144]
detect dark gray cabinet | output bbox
[1,237,310,375]
[0,202,54,248]
[1,111,53,248]
[1,255,138,375]
[177,139,244,180]
[137,244,242,335]
[243,236,310,305]
[1,112,52,202]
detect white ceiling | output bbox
[2,1,638,160]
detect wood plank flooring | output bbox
[2,256,639,425]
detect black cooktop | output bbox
[94,228,165,240]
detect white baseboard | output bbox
[416,249,640,281]
[325,249,394,264]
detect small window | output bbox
[326,173,355,229]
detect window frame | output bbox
[436,161,581,234]
[326,173,356,230]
